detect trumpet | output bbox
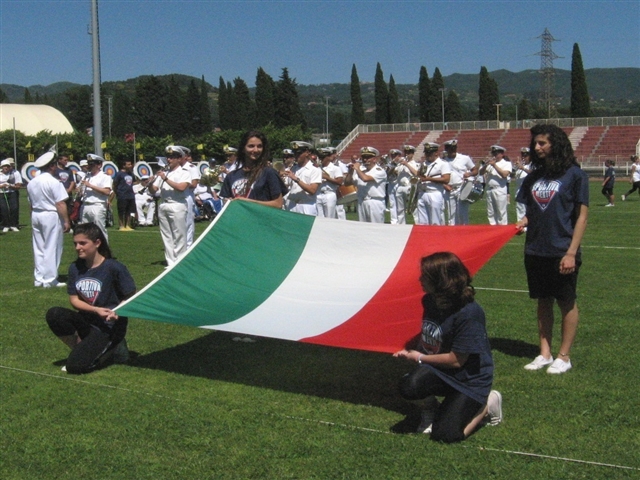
[200,165,223,187]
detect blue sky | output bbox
[1,0,638,87]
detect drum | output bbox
[134,161,153,179]
[337,185,357,205]
[459,180,484,203]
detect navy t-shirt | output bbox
[604,167,615,188]
[220,167,287,202]
[67,258,136,329]
[113,171,135,200]
[55,167,74,191]
[419,297,494,405]
[516,165,589,258]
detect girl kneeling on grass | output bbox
[394,252,502,443]
[46,222,136,374]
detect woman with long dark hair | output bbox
[46,222,136,374]
[220,130,287,209]
[516,124,589,374]
[394,252,502,443]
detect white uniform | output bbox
[416,159,451,225]
[285,162,322,216]
[336,160,351,220]
[27,172,68,287]
[444,153,475,225]
[388,160,413,224]
[154,167,191,266]
[484,159,512,225]
[355,165,387,223]
[185,163,201,247]
[133,183,156,226]
[80,171,112,239]
[316,162,342,219]
[513,163,530,222]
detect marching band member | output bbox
[316,147,343,218]
[283,141,322,216]
[336,154,355,220]
[133,175,156,226]
[177,146,201,247]
[442,140,478,225]
[218,145,239,183]
[415,143,451,225]
[513,147,533,223]
[387,148,415,224]
[26,152,70,287]
[345,146,387,223]
[479,145,512,225]
[148,146,191,267]
[0,158,23,232]
[80,154,113,241]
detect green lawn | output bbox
[1,183,638,479]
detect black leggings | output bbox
[46,307,126,374]
[624,181,640,197]
[400,366,485,443]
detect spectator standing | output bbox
[112,160,136,230]
[0,158,23,232]
[602,159,616,207]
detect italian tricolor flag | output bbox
[116,201,516,353]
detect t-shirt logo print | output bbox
[531,179,561,211]
[420,320,443,355]
[76,278,102,305]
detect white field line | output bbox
[1,364,638,472]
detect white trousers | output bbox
[444,184,462,225]
[135,197,155,225]
[31,211,63,286]
[358,198,385,223]
[336,204,346,220]
[287,201,318,216]
[389,184,411,225]
[316,192,338,218]
[486,187,509,225]
[81,203,108,241]
[416,190,445,225]
[159,202,187,266]
[186,195,195,247]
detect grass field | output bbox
[1,183,638,479]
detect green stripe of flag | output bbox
[117,201,315,326]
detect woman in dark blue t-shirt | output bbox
[394,252,502,443]
[46,222,136,374]
[220,130,287,209]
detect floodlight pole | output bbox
[439,88,446,123]
[90,0,103,156]
[494,103,502,123]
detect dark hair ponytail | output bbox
[73,222,112,259]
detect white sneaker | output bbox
[621,195,626,201]
[524,355,554,370]
[61,365,67,372]
[416,396,440,434]
[9,227,19,232]
[2,227,8,233]
[605,203,614,207]
[486,390,503,426]
[547,358,572,374]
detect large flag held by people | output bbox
[116,201,516,353]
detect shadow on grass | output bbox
[130,330,413,415]
[489,337,539,358]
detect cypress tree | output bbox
[418,66,430,122]
[518,97,531,120]
[164,76,186,138]
[234,77,255,130]
[570,43,591,118]
[274,68,305,129]
[184,79,201,134]
[217,77,230,130]
[111,89,133,137]
[0,88,8,103]
[374,63,389,124]
[388,75,403,123]
[255,67,276,127]
[478,66,499,121]
[350,64,365,128]
[445,90,463,121]
[198,76,212,134]
[132,76,167,137]
[429,68,445,122]
[226,81,239,130]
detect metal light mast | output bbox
[90,0,103,155]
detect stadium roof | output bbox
[0,104,74,135]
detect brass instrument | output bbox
[200,166,223,188]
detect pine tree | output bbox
[418,66,431,122]
[374,63,389,124]
[255,67,276,127]
[478,66,499,121]
[445,90,463,121]
[388,75,403,123]
[571,43,591,118]
[429,68,445,122]
[234,77,255,130]
[350,64,365,128]
[274,68,305,129]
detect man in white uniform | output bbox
[80,154,113,240]
[415,143,451,225]
[442,139,478,225]
[178,146,201,247]
[0,157,23,232]
[133,175,156,226]
[345,147,387,223]
[479,145,512,225]
[513,147,532,222]
[335,154,355,220]
[218,145,238,184]
[26,152,70,287]
[149,146,191,266]
[283,141,322,216]
[386,148,414,224]
[316,147,343,218]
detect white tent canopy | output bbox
[0,104,74,135]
